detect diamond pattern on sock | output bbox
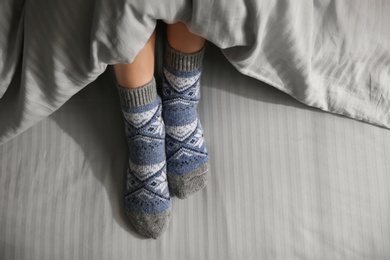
[123,106,158,128]
[129,160,166,182]
[162,59,210,198]
[163,67,201,93]
[125,166,170,215]
[123,100,170,214]
[165,119,208,175]
[165,120,198,142]
[115,84,172,238]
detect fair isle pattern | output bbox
[165,120,208,175]
[165,121,198,142]
[123,106,159,128]
[163,68,201,93]
[123,100,171,215]
[129,160,165,182]
[162,65,209,176]
[164,97,199,107]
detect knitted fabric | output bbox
[117,78,171,238]
[162,44,210,199]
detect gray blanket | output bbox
[1,0,390,144]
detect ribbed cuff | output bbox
[116,77,157,107]
[164,43,204,72]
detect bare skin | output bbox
[166,22,205,54]
[113,30,156,89]
[114,22,205,89]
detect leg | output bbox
[167,22,205,53]
[114,30,156,89]
[114,30,171,239]
[162,22,210,199]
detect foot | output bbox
[117,78,172,238]
[162,44,210,199]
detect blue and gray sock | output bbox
[162,44,210,199]
[117,78,171,238]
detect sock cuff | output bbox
[116,77,157,107]
[164,43,204,72]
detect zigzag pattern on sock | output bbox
[162,65,209,178]
[123,99,171,214]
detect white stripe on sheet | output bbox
[1,44,390,259]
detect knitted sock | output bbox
[117,78,171,238]
[162,44,210,199]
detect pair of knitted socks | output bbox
[116,44,209,238]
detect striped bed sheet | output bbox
[1,0,390,259]
[1,45,389,259]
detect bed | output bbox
[1,1,390,259]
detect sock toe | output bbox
[125,208,172,239]
[168,163,210,199]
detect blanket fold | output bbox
[1,0,389,144]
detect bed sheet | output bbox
[1,45,390,260]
